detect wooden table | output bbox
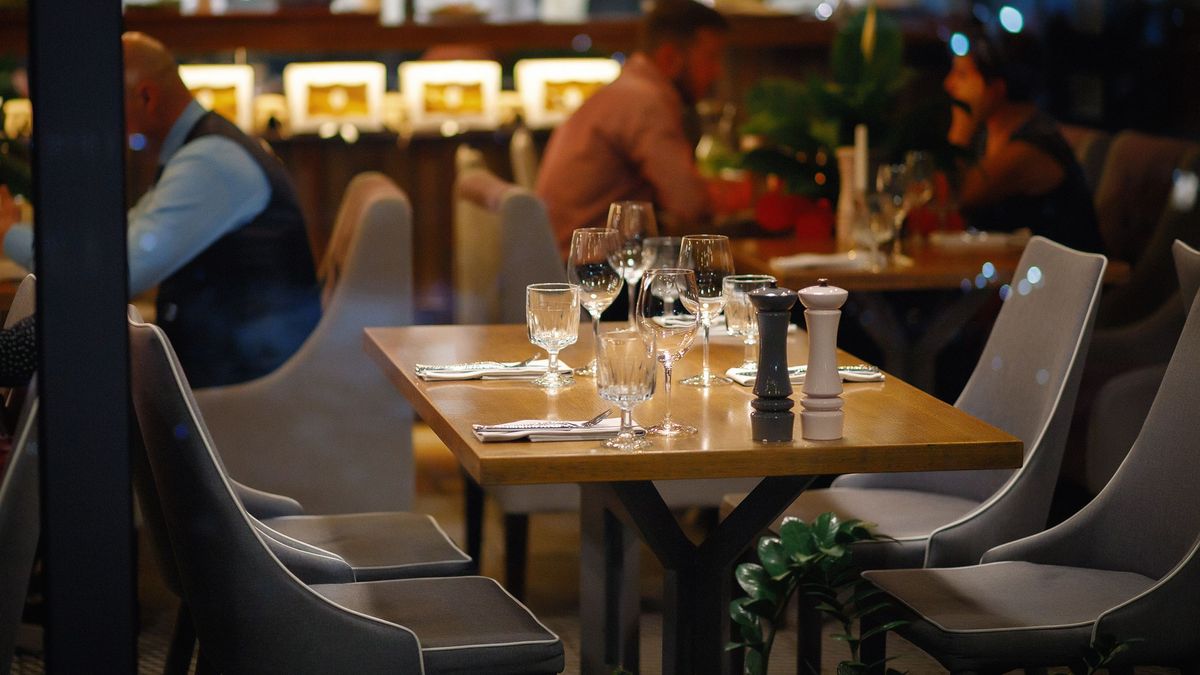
[366,324,1022,675]
[732,237,1128,391]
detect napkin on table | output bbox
[473,417,641,442]
[415,359,573,381]
[726,365,885,387]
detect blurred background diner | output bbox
[4,0,1200,671]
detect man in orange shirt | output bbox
[537,0,728,255]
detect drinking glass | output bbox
[605,201,659,327]
[904,150,935,212]
[876,163,909,260]
[678,234,734,387]
[596,328,657,451]
[636,268,699,436]
[566,227,624,377]
[526,282,580,390]
[722,274,776,369]
[855,192,895,272]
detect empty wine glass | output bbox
[642,235,683,313]
[596,328,657,451]
[526,282,580,390]
[567,227,624,377]
[636,268,699,437]
[855,192,895,273]
[606,201,659,327]
[904,151,935,209]
[722,274,776,369]
[876,163,909,260]
[679,234,734,387]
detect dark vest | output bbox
[155,112,321,388]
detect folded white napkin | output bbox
[726,364,885,387]
[473,417,641,442]
[415,359,573,381]
[769,252,872,272]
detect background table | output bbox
[366,324,1022,674]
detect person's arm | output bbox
[126,136,269,295]
[624,99,712,233]
[956,140,1066,211]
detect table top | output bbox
[732,237,1129,292]
[366,324,1022,486]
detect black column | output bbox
[29,2,135,672]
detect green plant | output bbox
[1055,634,1144,675]
[727,513,906,675]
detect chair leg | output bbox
[462,468,484,572]
[796,593,822,675]
[503,513,530,601]
[164,602,196,675]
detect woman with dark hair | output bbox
[944,29,1104,253]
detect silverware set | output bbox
[474,409,613,433]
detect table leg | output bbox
[580,476,815,675]
[581,484,641,675]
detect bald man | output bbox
[1,32,320,387]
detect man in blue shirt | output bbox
[0,32,320,387]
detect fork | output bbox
[475,408,613,432]
[416,354,541,373]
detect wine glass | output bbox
[636,268,699,436]
[855,192,895,272]
[722,274,776,370]
[566,227,624,377]
[526,282,580,390]
[605,201,659,327]
[596,328,657,451]
[876,163,909,260]
[678,234,734,387]
[904,150,935,215]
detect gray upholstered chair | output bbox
[1082,239,1200,495]
[129,312,564,675]
[194,172,415,514]
[451,149,759,599]
[510,125,539,190]
[726,236,1107,570]
[0,388,38,675]
[863,289,1200,672]
[3,274,34,330]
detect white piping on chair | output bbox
[922,239,1108,567]
[1090,534,1200,643]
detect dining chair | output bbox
[451,148,759,599]
[0,387,38,675]
[1082,238,1200,496]
[194,171,415,514]
[510,124,539,191]
[3,274,34,330]
[129,311,564,675]
[1058,123,1112,194]
[862,288,1200,673]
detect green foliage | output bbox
[1053,634,1144,675]
[727,513,907,675]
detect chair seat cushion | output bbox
[265,512,471,581]
[864,561,1156,670]
[723,487,981,570]
[312,576,564,674]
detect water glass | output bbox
[596,329,657,451]
[567,227,623,377]
[876,163,909,259]
[526,282,580,390]
[636,268,699,436]
[722,274,776,369]
[605,201,659,327]
[679,234,734,387]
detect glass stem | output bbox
[620,407,634,441]
[701,319,712,380]
[546,349,559,378]
[743,337,756,368]
[662,361,674,424]
[592,312,601,363]
[626,281,637,328]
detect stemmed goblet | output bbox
[566,227,624,377]
[722,274,776,369]
[679,234,734,387]
[605,201,659,327]
[525,282,580,390]
[636,268,699,437]
[876,163,909,262]
[596,328,657,451]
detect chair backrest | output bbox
[129,316,423,673]
[1059,123,1112,194]
[452,145,565,324]
[510,125,539,191]
[914,239,1105,565]
[0,387,38,675]
[194,172,415,513]
[3,275,35,330]
[1174,239,1200,317]
[1094,131,1199,264]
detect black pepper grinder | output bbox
[749,286,798,442]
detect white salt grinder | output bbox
[799,279,848,440]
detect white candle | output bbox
[854,124,868,193]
